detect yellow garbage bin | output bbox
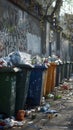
[44,62,57,96]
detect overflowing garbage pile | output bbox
[0,51,32,67]
[0,51,63,67]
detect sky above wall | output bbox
[60,0,73,15]
[36,0,73,15]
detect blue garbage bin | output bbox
[26,65,47,108]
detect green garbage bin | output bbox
[72,62,73,73]
[64,62,68,79]
[69,62,72,78]
[60,63,65,83]
[0,67,16,117]
[64,62,70,79]
[56,64,61,86]
[15,64,33,113]
[67,62,70,79]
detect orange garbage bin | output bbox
[51,63,57,91]
[44,62,57,96]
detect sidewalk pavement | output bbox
[7,80,73,130]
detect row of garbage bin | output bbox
[0,62,73,117]
[56,62,73,86]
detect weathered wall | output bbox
[46,22,50,56]
[0,0,41,57]
[60,14,72,61]
[60,38,70,61]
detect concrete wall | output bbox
[60,38,70,61]
[0,0,42,57]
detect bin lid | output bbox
[33,64,48,70]
[15,64,34,70]
[15,64,48,71]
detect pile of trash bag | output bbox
[0,51,63,68]
[0,51,32,67]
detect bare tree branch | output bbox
[45,0,55,16]
[51,0,62,17]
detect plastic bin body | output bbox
[26,65,47,107]
[69,63,72,78]
[64,63,70,79]
[67,63,70,79]
[56,64,64,86]
[44,63,57,95]
[59,64,62,83]
[45,65,52,94]
[70,63,72,72]
[43,70,48,96]
[72,62,73,73]
[64,63,67,79]
[56,64,60,86]
[51,63,57,91]
[59,64,64,83]
[0,68,16,117]
[15,65,32,112]
[61,64,65,82]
